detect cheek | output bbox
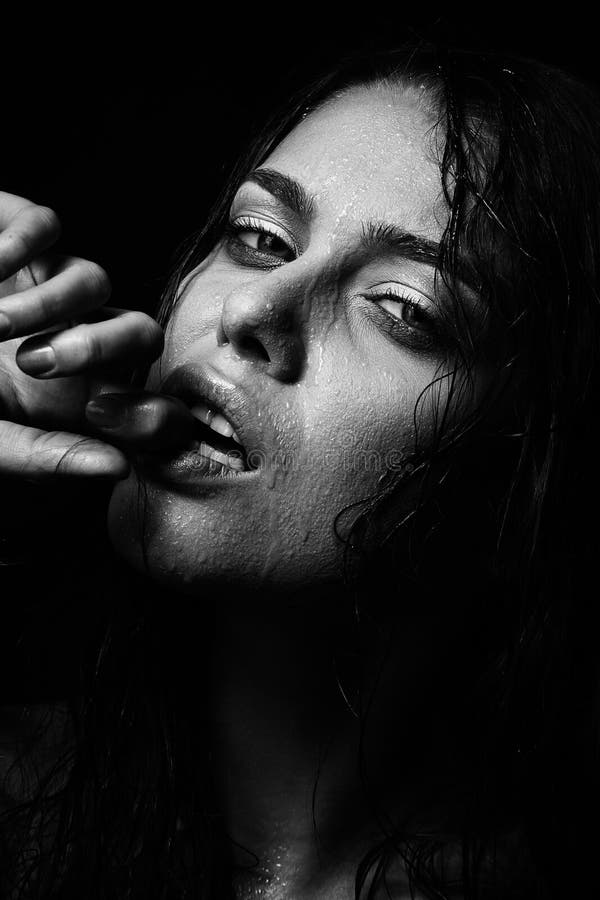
[289,359,435,529]
[300,395,414,501]
[157,271,230,373]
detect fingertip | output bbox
[92,454,131,481]
[95,459,131,481]
[68,444,131,480]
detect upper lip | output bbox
[157,363,266,468]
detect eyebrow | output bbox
[360,221,441,268]
[246,168,441,267]
[246,168,316,221]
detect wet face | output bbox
[108,83,480,592]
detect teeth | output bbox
[182,438,245,471]
[190,402,242,445]
[209,412,235,439]
[189,402,216,427]
[198,441,245,471]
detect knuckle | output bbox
[82,327,104,367]
[33,205,61,240]
[125,310,163,347]
[76,260,111,300]
[35,283,62,320]
[36,290,56,322]
[31,430,57,455]
[54,436,96,476]
[2,228,32,259]
[28,431,92,478]
[28,431,61,478]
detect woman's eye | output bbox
[225,217,296,264]
[237,229,292,259]
[374,290,436,335]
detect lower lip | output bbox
[135,447,257,486]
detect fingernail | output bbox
[86,396,127,427]
[17,343,56,375]
[0,313,11,339]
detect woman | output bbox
[1,42,599,898]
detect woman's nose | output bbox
[216,282,306,382]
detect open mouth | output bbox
[183,400,249,474]
[138,366,261,481]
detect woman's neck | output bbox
[207,584,457,898]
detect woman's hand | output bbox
[0,192,194,483]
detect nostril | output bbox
[238,335,270,363]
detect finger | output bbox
[0,199,61,282]
[0,192,46,227]
[85,392,197,450]
[0,420,130,481]
[16,310,164,378]
[0,256,110,340]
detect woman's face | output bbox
[108,83,480,592]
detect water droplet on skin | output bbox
[316,342,325,375]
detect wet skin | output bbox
[105,86,485,898]
[107,83,478,592]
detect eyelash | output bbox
[223,217,442,347]
[357,292,440,355]
[224,216,297,265]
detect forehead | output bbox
[264,83,445,240]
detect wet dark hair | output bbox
[3,41,600,899]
